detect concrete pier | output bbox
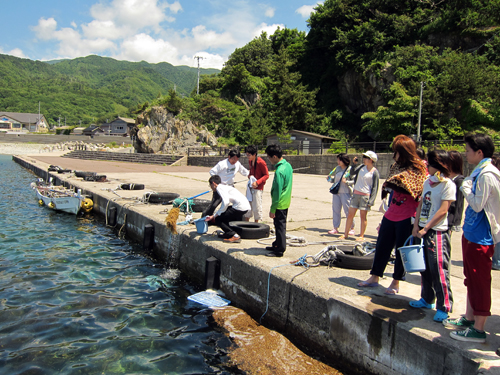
[14,152,500,375]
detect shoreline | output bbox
[0,143,50,155]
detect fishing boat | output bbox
[31,179,93,215]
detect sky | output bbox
[1,0,322,70]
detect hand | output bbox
[205,215,214,222]
[342,178,347,183]
[269,212,275,219]
[412,227,420,238]
[413,227,426,238]
[251,181,258,189]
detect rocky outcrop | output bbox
[132,106,217,154]
[338,63,395,116]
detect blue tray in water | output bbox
[187,291,231,307]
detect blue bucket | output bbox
[194,217,208,234]
[398,236,426,273]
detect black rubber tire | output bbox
[190,199,211,213]
[335,252,375,270]
[120,183,145,190]
[83,175,107,182]
[228,221,270,239]
[147,192,180,204]
[57,169,72,173]
[48,165,60,172]
[75,171,96,178]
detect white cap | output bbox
[362,151,378,162]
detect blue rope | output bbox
[259,254,308,323]
[292,254,310,268]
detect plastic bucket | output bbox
[398,236,426,273]
[194,217,208,234]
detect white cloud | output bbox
[82,20,125,40]
[296,2,322,18]
[191,25,235,48]
[253,23,284,38]
[32,17,116,58]
[167,1,182,13]
[265,7,275,18]
[90,0,172,29]
[31,17,58,40]
[28,0,294,69]
[0,47,28,59]
[114,33,179,63]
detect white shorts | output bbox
[244,189,263,221]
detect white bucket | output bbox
[398,236,426,273]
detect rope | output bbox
[118,213,127,237]
[259,256,310,323]
[257,234,361,248]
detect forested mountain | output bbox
[2,0,499,143]
[186,0,500,144]
[0,54,218,126]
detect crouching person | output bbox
[205,175,251,243]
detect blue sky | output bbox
[1,0,322,70]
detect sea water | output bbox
[0,155,238,375]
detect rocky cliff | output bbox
[131,106,217,154]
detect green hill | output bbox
[0,54,219,126]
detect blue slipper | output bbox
[409,298,435,309]
[433,310,449,322]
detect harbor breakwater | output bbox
[14,154,498,375]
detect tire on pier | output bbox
[228,221,270,239]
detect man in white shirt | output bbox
[203,149,249,217]
[205,175,251,243]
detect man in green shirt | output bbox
[265,144,293,257]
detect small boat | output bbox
[31,179,93,215]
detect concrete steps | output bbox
[62,150,184,166]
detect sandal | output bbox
[355,237,365,241]
[358,281,379,287]
[384,287,399,295]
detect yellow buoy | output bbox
[81,198,93,213]
[48,202,56,209]
[38,199,44,206]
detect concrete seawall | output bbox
[14,154,500,375]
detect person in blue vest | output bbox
[443,133,500,344]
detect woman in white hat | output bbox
[340,150,379,241]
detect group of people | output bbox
[202,144,293,257]
[327,133,500,344]
[203,133,500,345]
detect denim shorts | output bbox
[350,194,371,211]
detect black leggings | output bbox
[370,217,412,280]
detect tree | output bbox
[361,82,418,139]
[261,47,319,134]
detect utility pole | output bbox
[194,56,204,95]
[417,81,425,144]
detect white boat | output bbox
[31,179,93,215]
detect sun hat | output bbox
[362,151,378,162]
